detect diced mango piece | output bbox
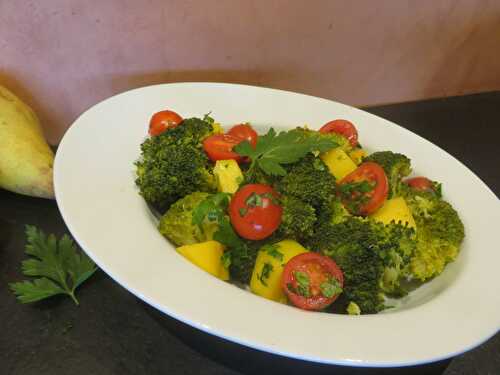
[321,148,357,180]
[348,148,367,165]
[370,197,416,230]
[176,241,229,280]
[250,240,308,302]
[212,122,224,134]
[213,159,243,194]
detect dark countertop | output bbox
[1,92,499,375]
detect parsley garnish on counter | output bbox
[9,226,97,305]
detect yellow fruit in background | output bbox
[0,85,54,199]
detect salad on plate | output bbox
[134,109,465,315]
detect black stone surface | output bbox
[1,92,499,375]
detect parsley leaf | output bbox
[193,194,249,272]
[9,226,97,305]
[192,193,231,229]
[234,128,337,177]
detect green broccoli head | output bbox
[277,154,336,209]
[278,195,317,241]
[307,217,416,313]
[316,197,351,227]
[307,217,385,314]
[376,222,417,296]
[135,117,219,212]
[364,151,411,198]
[402,186,465,281]
[158,192,220,246]
[292,126,352,153]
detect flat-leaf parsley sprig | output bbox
[9,226,97,305]
[234,128,337,177]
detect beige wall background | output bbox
[1,0,500,144]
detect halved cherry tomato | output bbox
[148,110,183,136]
[203,134,244,162]
[282,252,343,311]
[338,162,388,216]
[229,184,282,240]
[404,177,435,192]
[319,119,358,147]
[228,123,258,148]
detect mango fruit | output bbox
[370,197,416,230]
[176,240,229,280]
[250,240,308,302]
[321,148,357,180]
[0,85,54,199]
[213,159,243,194]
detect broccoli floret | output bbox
[158,192,221,246]
[364,151,411,198]
[402,186,465,281]
[377,221,416,296]
[278,195,317,241]
[307,217,416,314]
[277,154,336,209]
[292,126,352,154]
[316,197,351,227]
[135,117,219,212]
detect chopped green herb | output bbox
[320,277,343,298]
[260,192,279,206]
[294,271,311,297]
[192,192,231,230]
[338,180,375,214]
[263,243,283,261]
[239,207,248,217]
[258,263,273,286]
[246,192,263,207]
[221,251,231,269]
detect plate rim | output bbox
[54,82,500,367]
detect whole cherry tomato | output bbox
[319,119,358,147]
[148,110,183,136]
[227,123,258,148]
[229,184,282,240]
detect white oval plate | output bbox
[54,83,500,367]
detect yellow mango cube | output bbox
[213,159,243,194]
[348,148,367,165]
[176,241,229,280]
[370,197,416,230]
[321,148,357,180]
[250,240,308,302]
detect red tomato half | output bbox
[229,184,282,240]
[282,252,344,311]
[203,134,244,162]
[338,162,388,216]
[148,110,183,136]
[228,123,258,148]
[319,119,358,147]
[404,177,435,192]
